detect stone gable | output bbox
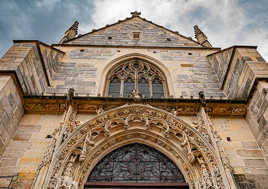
[66,17,201,47]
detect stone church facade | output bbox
[0,11,268,189]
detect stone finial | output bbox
[59,21,79,44]
[193,25,212,48]
[131,11,141,17]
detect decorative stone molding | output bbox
[32,104,237,189]
[24,97,247,116]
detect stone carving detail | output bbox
[129,89,144,99]
[35,104,236,189]
[38,129,58,171]
[23,97,247,116]
[96,105,104,114]
[195,105,233,189]
[62,108,81,142]
[197,157,213,189]
[79,129,95,162]
[63,153,78,177]
[179,132,199,164]
[196,111,212,145]
[48,152,80,189]
[48,176,78,189]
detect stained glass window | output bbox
[138,78,150,97]
[107,59,167,98]
[123,78,134,97]
[108,77,121,97]
[87,143,185,183]
[152,78,164,98]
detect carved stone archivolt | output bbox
[33,104,235,189]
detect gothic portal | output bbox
[0,11,268,189]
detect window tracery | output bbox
[106,59,167,98]
[87,143,185,183]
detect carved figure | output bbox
[129,89,143,98]
[79,129,95,162]
[96,105,104,114]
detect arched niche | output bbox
[43,104,227,189]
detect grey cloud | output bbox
[0,0,267,61]
[0,0,94,57]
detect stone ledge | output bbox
[23,96,247,116]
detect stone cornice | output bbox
[13,40,65,54]
[207,45,257,57]
[51,43,221,50]
[23,96,247,116]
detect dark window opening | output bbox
[133,32,140,39]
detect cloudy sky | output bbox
[0,0,268,60]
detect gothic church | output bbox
[0,11,268,189]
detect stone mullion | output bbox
[134,71,138,92]
[149,79,153,98]
[120,79,124,97]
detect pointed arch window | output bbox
[106,59,168,98]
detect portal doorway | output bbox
[85,143,189,189]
